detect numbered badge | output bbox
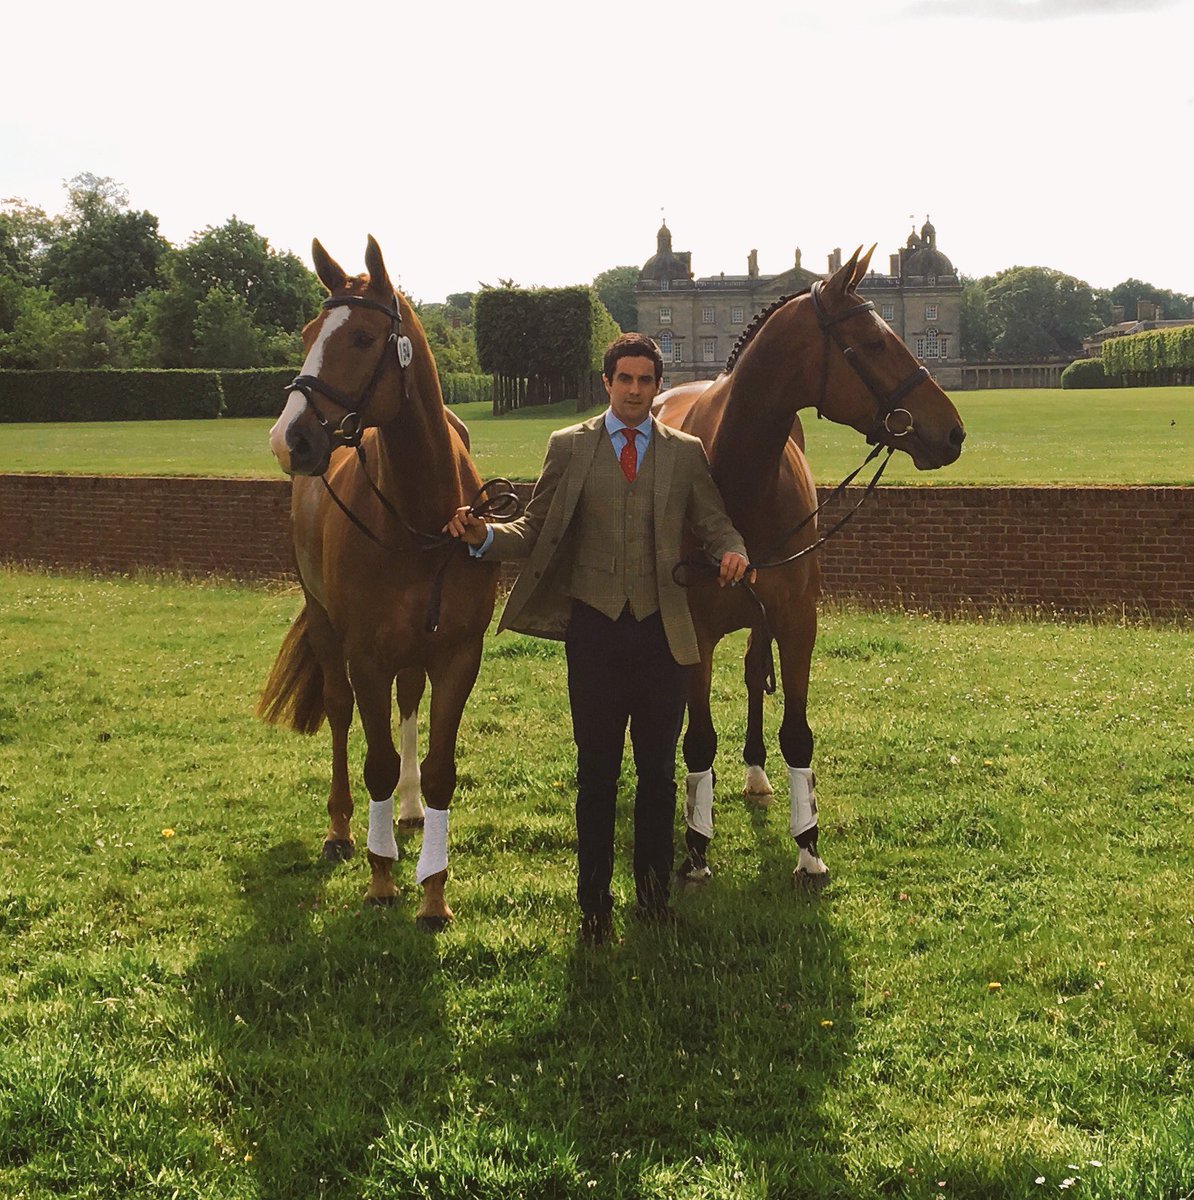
[396,335,414,368]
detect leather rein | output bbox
[284,293,520,632]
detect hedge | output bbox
[0,370,223,422]
[220,369,300,418]
[440,372,493,406]
[1060,358,1108,389]
[1101,324,1194,385]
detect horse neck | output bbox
[709,300,819,515]
[373,350,465,533]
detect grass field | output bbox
[1,568,1190,1199]
[0,387,1190,485]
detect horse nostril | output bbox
[950,425,966,447]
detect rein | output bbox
[284,291,522,633]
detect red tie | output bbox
[619,427,638,483]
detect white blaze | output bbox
[268,306,353,470]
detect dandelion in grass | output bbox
[988,981,1002,991]
[1035,1178,1046,1186]
[1059,1178,1076,1189]
[821,1019,834,1028]
[161,828,175,838]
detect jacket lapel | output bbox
[652,418,677,523]
[557,414,605,528]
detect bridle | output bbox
[809,279,929,446]
[285,292,412,452]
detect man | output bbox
[446,334,751,946]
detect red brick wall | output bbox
[1,475,1190,615]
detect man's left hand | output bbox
[718,551,755,587]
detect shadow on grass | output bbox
[185,836,447,1199]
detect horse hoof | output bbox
[677,864,712,886]
[792,866,831,892]
[396,817,425,833]
[322,839,355,863]
[415,914,452,934]
[743,790,774,808]
[364,893,397,908]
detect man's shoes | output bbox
[579,911,614,947]
[632,903,679,930]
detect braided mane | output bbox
[724,286,811,374]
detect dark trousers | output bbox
[565,601,690,916]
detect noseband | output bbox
[285,293,413,450]
[810,280,929,445]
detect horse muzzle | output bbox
[907,421,966,470]
[270,399,333,477]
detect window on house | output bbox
[659,306,671,324]
[881,303,895,321]
[672,345,682,364]
[939,337,949,359]
[926,330,939,358]
[660,331,673,354]
[925,304,938,321]
[915,338,926,358]
[731,306,744,324]
[660,279,669,291]
[702,338,717,362]
[661,376,671,389]
[702,307,715,324]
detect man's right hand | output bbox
[444,506,490,546]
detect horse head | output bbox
[810,247,965,470]
[270,236,426,477]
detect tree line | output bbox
[5,175,1190,374]
[960,266,1193,362]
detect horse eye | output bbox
[863,339,886,354]
[353,331,375,349]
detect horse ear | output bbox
[364,235,393,298]
[826,247,861,296]
[311,239,348,295]
[852,244,877,288]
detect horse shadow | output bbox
[183,835,446,1198]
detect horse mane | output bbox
[724,286,811,374]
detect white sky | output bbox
[4,0,1193,302]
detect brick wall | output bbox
[1,475,1190,615]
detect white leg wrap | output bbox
[395,717,424,823]
[415,806,449,885]
[366,796,400,859]
[787,766,818,840]
[684,769,714,838]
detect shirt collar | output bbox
[604,408,653,444]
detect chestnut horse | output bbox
[259,237,498,928]
[654,247,965,888]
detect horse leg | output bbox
[349,659,402,906]
[679,643,718,882]
[414,640,484,931]
[775,605,830,890]
[303,599,357,862]
[395,668,427,829]
[742,628,775,803]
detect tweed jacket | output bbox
[487,413,746,666]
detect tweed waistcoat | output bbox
[567,434,658,621]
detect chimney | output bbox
[1138,299,1159,322]
[1111,305,1125,324]
[794,247,802,269]
[748,249,758,279]
[828,248,842,273]
[890,254,900,277]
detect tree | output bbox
[1100,277,1194,321]
[0,199,57,280]
[192,288,263,367]
[592,265,639,332]
[984,266,1102,360]
[959,277,995,361]
[170,217,320,333]
[41,208,169,309]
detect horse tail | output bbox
[257,607,327,734]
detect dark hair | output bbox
[603,333,663,384]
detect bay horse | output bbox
[259,236,498,928]
[654,246,965,889]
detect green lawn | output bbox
[1,388,1190,484]
[1,568,1190,1198]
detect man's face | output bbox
[603,355,659,426]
